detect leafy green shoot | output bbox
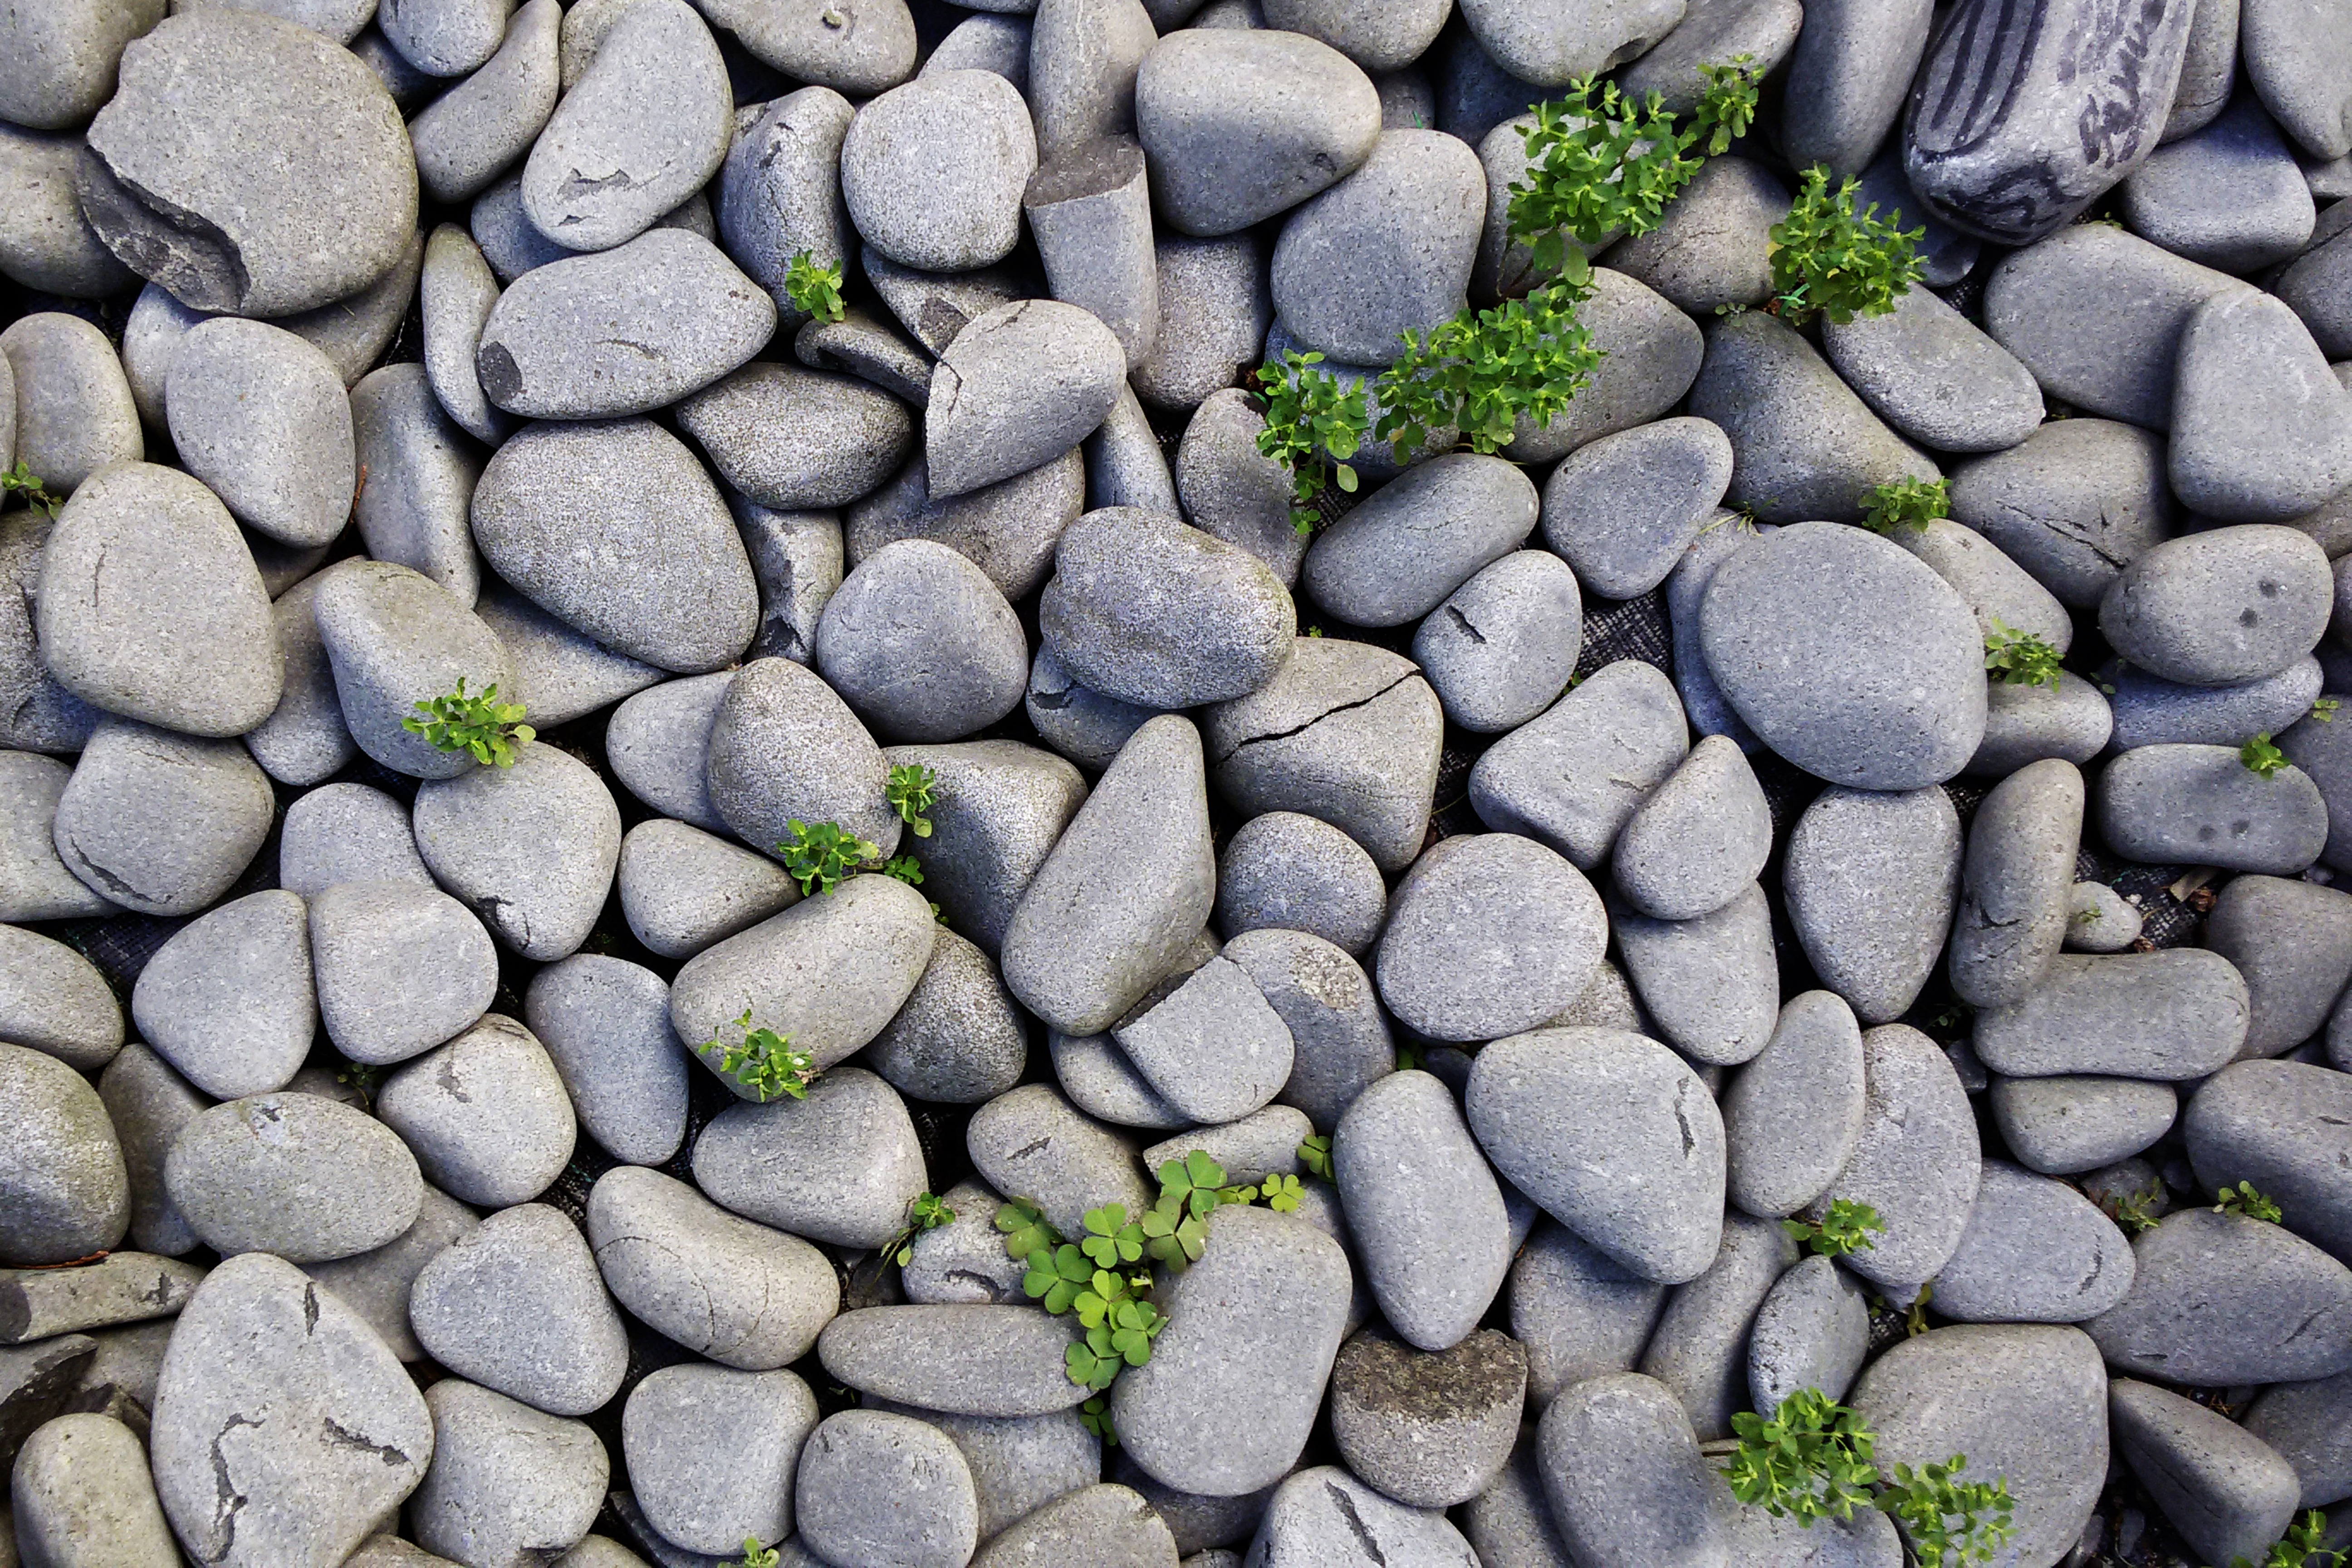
[1297,1134,1334,1182]
[1373,276,1602,462]
[1079,1394,1119,1447]
[1782,1199,1885,1257]
[1258,1174,1304,1213]
[2215,1180,2283,1223]
[1983,620,2063,691]
[884,1191,957,1267]
[1878,1457,2015,1568]
[2098,1180,2163,1237]
[1767,166,1925,327]
[887,763,937,837]
[1860,475,1948,534]
[1253,350,1369,536]
[2234,1509,2351,1568]
[1,459,64,518]
[708,1009,816,1102]
[403,678,535,767]
[2311,697,2341,725]
[737,1539,781,1568]
[1725,1389,1879,1524]
[784,251,847,323]
[882,853,923,886]
[776,819,883,897]
[2243,733,2288,779]
[994,1196,1054,1261]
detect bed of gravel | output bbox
[1,0,2351,1565]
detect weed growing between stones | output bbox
[2213,1180,2283,1222]
[1251,349,1368,536]
[706,1009,816,1102]
[1782,1197,1886,1257]
[1766,168,1927,327]
[1984,621,2065,690]
[783,250,847,323]
[1860,475,1948,534]
[2236,1510,2350,1568]
[879,1190,956,1268]
[0,458,63,517]
[885,762,937,837]
[2241,734,2289,779]
[402,678,534,766]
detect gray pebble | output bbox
[1133,29,1379,236]
[410,1378,609,1568]
[1949,417,2176,608]
[9,1410,178,1565]
[1244,1465,1476,1568]
[412,740,619,961]
[1933,1157,2137,1322]
[1333,1069,1510,1349]
[720,87,857,319]
[313,558,509,779]
[1894,516,2074,658]
[1271,130,1482,367]
[475,584,663,726]
[1540,420,1733,601]
[148,1253,432,1567]
[1216,929,1390,1132]
[864,929,1029,1105]
[816,540,1028,743]
[1412,551,1583,733]
[606,672,730,831]
[880,739,1087,957]
[1782,784,1962,1025]
[1468,659,1690,870]
[301,1184,479,1363]
[625,1364,816,1556]
[705,656,901,862]
[2242,1363,2352,1512]
[1949,757,2082,1009]
[1606,157,1784,314]
[1027,0,1154,159]
[2242,0,2352,160]
[409,1201,625,1418]
[2183,280,2352,511]
[2113,1376,2302,1568]
[693,1067,926,1248]
[1819,282,2046,454]
[1141,1104,1313,1187]
[2103,523,2333,685]
[1089,381,1181,517]
[379,0,506,75]
[35,461,279,740]
[1377,834,1606,1042]
[820,1305,1089,1418]
[1638,1210,1798,1439]
[1977,948,2249,1078]
[1509,1222,1667,1408]
[796,1411,979,1568]
[0,0,166,131]
[1507,270,1708,465]
[1026,644,1163,774]
[1617,0,1802,111]
[2098,740,2328,871]
[924,12,1029,87]
[1534,1373,1729,1568]
[51,718,272,917]
[350,364,484,606]
[2161,0,2240,142]
[409,0,561,205]
[0,922,118,1071]
[2280,207,2352,362]
[165,1091,422,1263]
[739,500,848,666]
[1612,736,1769,921]
[1215,813,1386,958]
[1810,1024,1981,1292]
[2206,872,2352,1054]
[587,1165,837,1369]
[0,1044,129,1266]
[164,319,354,554]
[1171,389,1307,586]
[862,248,1027,356]
[1457,0,1682,83]
[678,363,911,510]
[277,784,429,898]
[2185,1057,2352,1265]
[245,574,358,787]
[2063,879,2146,951]
[1303,453,1537,627]
[377,1014,576,1207]
[0,516,98,757]
[1044,509,1298,706]
[899,1179,1028,1308]
[966,1083,1154,1241]
[81,12,416,316]
[1970,669,2115,776]
[1135,235,1271,412]
[1780,0,1934,176]
[1989,1074,2177,1173]
[130,890,310,1100]
[1112,954,1292,1123]
[0,314,139,497]
[1746,1253,1870,1412]
[2125,93,2318,271]
[842,71,1037,272]
[523,956,689,1166]
[310,878,498,1066]
[2110,655,2323,749]
[1025,137,1158,369]
[1614,881,1781,1067]
[2086,1206,2352,1383]
[95,1044,205,1257]
[1721,990,1868,1220]
[927,299,1124,499]
[850,451,1085,605]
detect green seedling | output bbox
[2215,1180,2283,1223]
[2234,1509,2351,1568]
[708,1009,816,1102]
[1725,1388,1880,1524]
[1768,166,1925,326]
[882,1191,956,1267]
[2311,697,2341,725]
[1079,1394,1118,1447]
[995,1196,1055,1262]
[403,678,535,767]
[887,763,937,837]
[1879,1458,2015,1567]
[1861,475,1948,534]
[776,819,882,896]
[1297,1134,1334,1182]
[1906,1282,1934,1338]
[1782,1199,1885,1257]
[2099,1181,2163,1237]
[2243,733,2288,779]
[1253,349,1369,536]
[1,459,63,518]
[784,250,847,323]
[1373,276,1603,461]
[1257,1174,1304,1213]
[1984,620,2063,691]
[737,1540,781,1568]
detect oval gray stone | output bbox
[1467,659,1690,871]
[1613,881,1780,1068]
[166,318,354,549]
[1720,990,1867,1220]
[863,927,1028,1105]
[130,889,311,1101]
[624,1362,817,1556]
[312,559,510,780]
[1989,1074,2178,1175]
[1747,1253,1870,1412]
[0,922,121,1071]
[0,754,114,922]
[816,540,1028,744]
[819,1305,1089,1417]
[1949,757,2083,1010]
[928,299,1126,500]
[375,1013,577,1208]
[1932,1158,2137,1323]
[522,956,691,1166]
[1539,418,1734,600]
[1782,784,1961,1025]
[349,364,485,607]
[409,1379,608,1568]
[2101,524,2332,686]
[967,1083,1155,1241]
[692,1066,926,1248]
[2087,1207,2352,1383]
[412,741,621,962]
[2097,741,2328,872]
[51,718,273,917]
[1334,1070,1511,1351]
[0,1043,130,1265]
[1412,550,1584,735]
[1950,417,2178,609]
[1811,1024,1981,1291]
[677,363,912,510]
[704,656,903,862]
[2185,1058,2352,1266]
[408,1201,626,1417]
[1215,813,1387,959]
[1977,948,2249,1079]
[1376,833,1607,1043]
[1270,130,1484,368]
[842,70,1038,272]
[796,1410,979,1568]
[1303,454,1538,627]
[1534,1373,1729,1568]
[309,879,498,1066]
[165,1092,422,1264]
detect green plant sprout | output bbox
[1906,1282,1934,1338]
[887,763,937,837]
[1,459,63,517]
[2098,1180,2163,1237]
[881,1191,957,1267]
[707,1009,816,1102]
[1297,1134,1334,1182]
[403,678,535,767]
[1726,1391,2015,1567]
[784,251,846,323]
[2311,697,2341,724]
[1984,621,2063,691]
[1861,475,1948,534]
[2215,1180,2283,1223]
[775,819,930,897]
[1767,167,1925,327]
[2234,1509,2351,1568]
[737,1540,780,1568]
[1374,278,1602,461]
[1079,1394,1118,1446]
[1782,1199,1885,1257]
[2243,733,2288,779]
[1253,349,1369,536]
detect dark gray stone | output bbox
[1334,1070,1511,1349]
[1242,1465,1476,1568]
[52,719,273,917]
[1970,670,2114,776]
[2185,1058,2352,1265]
[1933,1159,2137,1322]
[1534,1373,1730,1568]
[409,1201,627,1418]
[2125,94,2318,271]
[1217,928,1391,1132]
[1781,0,1935,176]
[971,1482,1177,1568]
[1977,948,2250,1078]
[2111,656,2325,749]
[0,923,118,1073]
[1989,1074,2178,1174]
[1811,1024,1980,1292]
[1457,0,1683,84]
[2113,1377,2301,1567]
[245,574,358,787]
[1612,736,1769,921]
[1819,284,2045,454]
[1605,158,1784,315]
[605,672,730,832]
[1027,645,1164,774]
[0,755,111,924]
[1894,518,2075,655]
[1783,785,1962,1025]
[2086,1207,2352,1383]
[2097,740,2328,872]
[1747,1253,1870,1411]
[2244,1366,2352,1511]
[737,501,846,667]
[2171,298,2352,522]
[2280,210,2352,361]
[2206,873,2352,1056]
[1025,137,1158,368]
[1539,419,1732,601]
[1721,990,1867,1220]
[474,584,663,727]
[1467,659,1690,870]
[1948,757,2083,1009]
[1027,0,1154,160]
[1303,454,1537,627]
[720,87,857,319]
[1949,418,2178,612]
[880,740,1086,957]
[899,1179,1028,1309]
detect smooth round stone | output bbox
[81,12,416,316]
[2186,1058,2352,1264]
[1689,312,1939,525]
[623,1364,816,1556]
[1026,644,1162,774]
[705,656,902,860]
[0,1042,129,1265]
[475,231,774,421]
[149,1254,434,1568]
[412,741,621,962]
[1933,1159,2137,1323]
[130,890,311,1100]
[167,320,353,554]
[519,0,729,251]
[2124,94,2317,271]
[676,363,911,510]
[1990,1075,2178,1174]
[1470,1026,1726,1284]
[2097,740,2328,872]
[1303,453,1538,627]
[1331,1069,1510,1351]
[1819,283,2046,454]
[2110,656,2323,749]
[1215,811,1386,957]
[1539,419,1734,600]
[862,929,1028,1105]
[1534,1373,1729,1568]
[1976,948,2249,1078]
[1202,635,1442,875]
[1616,880,1781,1067]
[1112,951,1293,1124]
[1747,1253,1871,1412]
[0,127,136,297]
[165,1092,422,1263]
[2114,1377,2304,1568]
[471,417,757,673]
[1411,551,1583,734]
[476,583,663,726]
[1457,0,1682,84]
[1721,990,1868,1220]
[1171,388,1304,584]
[10,1411,178,1565]
[1135,28,1380,236]
[927,299,1125,499]
[379,0,507,75]
[1242,1464,1479,1568]
[1948,756,2084,1010]
[606,671,730,832]
[1784,0,1934,177]
[588,1165,837,1370]
[1970,670,2115,775]
[1270,129,1482,367]
[815,540,1027,744]
[693,1067,926,1249]
[1612,736,1770,921]
[966,1082,1156,1240]
[1638,1208,1802,1441]
[348,364,485,608]
[1782,785,1961,1026]
[1042,510,1296,709]
[1466,658,1690,871]
[1136,235,1272,411]
[718,85,857,317]
[0,0,167,131]
[1813,1024,1982,1291]
[2090,1206,2352,1383]
[1506,269,1708,465]
[309,879,498,1065]
[1897,519,2074,663]
[1847,1326,2109,1568]
[1217,929,1390,1134]
[1605,157,1784,314]
[1327,1329,1521,1508]
[407,0,560,204]
[300,1183,479,1363]
[409,1202,626,1418]
[842,70,1036,272]
[35,462,279,740]
[819,1305,1090,1418]
[1699,520,1988,789]
[0,755,114,923]
[376,1014,578,1208]
[2101,524,2332,686]
[409,1379,608,1568]
[0,923,120,1071]
[522,956,690,1166]
[1110,1204,1353,1495]
[1950,428,2174,621]
[51,718,273,917]
[2280,214,2352,363]
[311,559,510,779]
[2171,290,2352,523]
[899,1179,1026,1308]
[2064,880,2144,952]
[2243,1369,2352,1519]
[797,1411,979,1568]
[1376,834,1606,1043]
[0,314,137,501]
[864,740,1076,960]
[2206,872,2352,1054]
